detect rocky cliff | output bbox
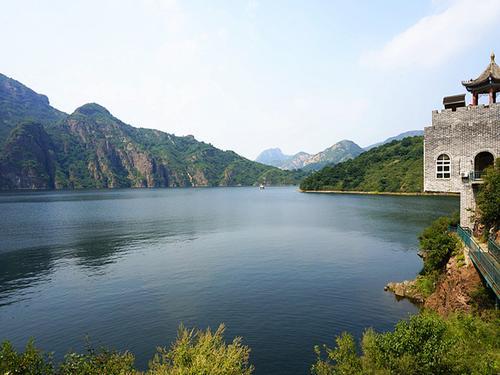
[385,251,485,316]
[0,74,303,190]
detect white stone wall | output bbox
[424,103,500,227]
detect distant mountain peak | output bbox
[364,130,423,150]
[0,72,65,148]
[256,140,363,171]
[73,103,112,117]
[255,148,291,167]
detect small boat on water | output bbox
[259,184,265,190]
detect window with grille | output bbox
[436,154,451,179]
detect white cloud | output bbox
[361,0,500,70]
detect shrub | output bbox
[414,271,440,297]
[311,333,362,375]
[311,312,500,375]
[0,325,253,375]
[419,215,460,274]
[58,348,136,375]
[147,324,253,375]
[0,339,54,375]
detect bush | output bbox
[419,215,460,274]
[311,312,500,375]
[0,339,53,375]
[0,325,253,375]
[147,324,253,375]
[58,348,135,375]
[414,271,440,297]
[311,333,362,375]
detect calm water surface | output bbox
[0,187,458,374]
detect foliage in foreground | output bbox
[2,314,499,375]
[299,136,423,192]
[0,324,253,375]
[311,312,500,375]
[476,158,500,236]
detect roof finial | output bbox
[491,51,495,63]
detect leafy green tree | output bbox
[418,214,460,274]
[476,158,500,235]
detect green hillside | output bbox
[0,74,304,190]
[299,136,423,192]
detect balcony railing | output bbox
[470,171,484,181]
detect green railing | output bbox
[488,237,500,263]
[457,226,499,299]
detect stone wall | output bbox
[424,103,500,227]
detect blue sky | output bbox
[1,0,499,159]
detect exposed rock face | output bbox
[0,73,65,147]
[280,152,312,170]
[0,122,56,189]
[385,280,425,304]
[385,252,483,316]
[424,256,482,316]
[300,140,364,171]
[0,75,302,190]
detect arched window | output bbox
[474,152,494,179]
[436,154,451,179]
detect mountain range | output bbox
[256,130,423,171]
[363,130,423,150]
[256,140,364,171]
[0,73,303,190]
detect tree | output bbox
[418,214,460,274]
[476,158,500,235]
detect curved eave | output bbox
[462,78,500,93]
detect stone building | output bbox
[424,53,500,228]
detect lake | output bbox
[0,187,458,374]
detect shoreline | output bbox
[299,189,459,197]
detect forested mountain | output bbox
[300,136,423,192]
[0,74,65,148]
[0,73,303,190]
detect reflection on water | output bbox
[0,188,458,375]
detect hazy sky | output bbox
[1,0,499,159]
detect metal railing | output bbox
[488,237,500,263]
[470,171,484,181]
[457,226,499,299]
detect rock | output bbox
[385,280,425,304]
[385,251,484,316]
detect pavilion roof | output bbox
[462,52,500,91]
